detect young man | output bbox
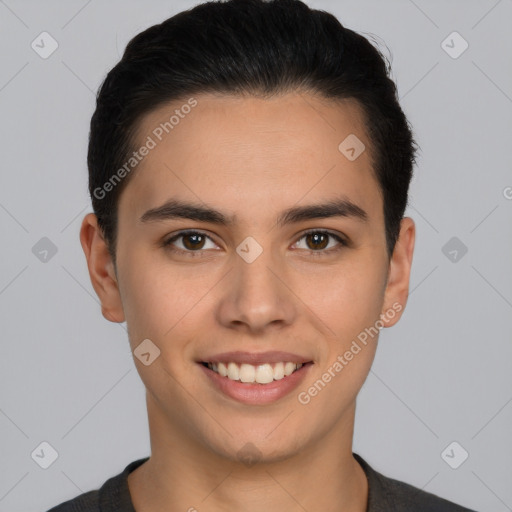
[49,0,477,510]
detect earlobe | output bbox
[79,213,125,323]
[380,217,415,328]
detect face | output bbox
[81,91,414,465]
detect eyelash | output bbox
[161,229,347,258]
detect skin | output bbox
[80,91,415,512]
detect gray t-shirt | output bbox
[47,453,477,511]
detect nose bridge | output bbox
[216,238,296,332]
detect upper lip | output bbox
[199,351,313,366]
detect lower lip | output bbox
[198,363,313,405]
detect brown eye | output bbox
[182,233,206,250]
[162,230,218,256]
[293,230,346,255]
[305,232,329,250]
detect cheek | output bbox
[116,252,207,399]
[116,248,179,342]
[301,257,387,343]
[318,257,386,397]
[297,265,384,416]
[117,248,217,354]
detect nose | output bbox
[215,245,297,334]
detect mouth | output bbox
[198,359,314,404]
[196,351,314,404]
[199,360,314,384]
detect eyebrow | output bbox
[139,196,368,227]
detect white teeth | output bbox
[227,362,239,381]
[217,362,228,377]
[273,362,285,380]
[255,363,274,384]
[284,361,296,376]
[206,361,305,383]
[239,363,256,383]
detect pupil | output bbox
[307,233,328,250]
[184,233,204,250]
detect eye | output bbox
[292,230,347,255]
[162,230,219,257]
[162,229,347,259]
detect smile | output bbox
[198,360,314,405]
[202,361,305,384]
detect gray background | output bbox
[0,0,511,511]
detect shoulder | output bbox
[353,453,478,512]
[45,457,149,512]
[46,490,99,512]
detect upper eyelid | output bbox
[167,229,218,244]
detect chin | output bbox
[199,427,310,467]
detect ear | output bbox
[380,217,415,328]
[79,213,125,323]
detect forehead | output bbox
[118,91,382,227]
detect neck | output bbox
[128,394,368,512]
